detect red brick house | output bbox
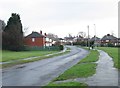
[101,34,117,46]
[24,31,45,47]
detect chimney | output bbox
[107,34,110,36]
[44,33,47,36]
[40,30,42,34]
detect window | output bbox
[106,40,109,42]
[32,38,35,42]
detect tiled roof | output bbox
[101,34,117,40]
[90,36,100,41]
[64,37,75,40]
[25,32,45,38]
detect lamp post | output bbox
[94,24,97,49]
[87,25,90,50]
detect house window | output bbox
[106,40,109,42]
[32,38,35,42]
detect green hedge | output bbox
[24,46,62,51]
[59,45,64,50]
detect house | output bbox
[58,38,64,45]
[24,31,45,47]
[117,38,120,46]
[64,36,75,45]
[101,34,117,46]
[44,33,53,46]
[90,36,101,46]
[73,35,83,42]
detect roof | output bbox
[90,36,100,41]
[101,34,117,40]
[58,38,64,40]
[83,38,90,40]
[25,32,45,38]
[64,37,75,40]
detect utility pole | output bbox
[94,24,97,49]
[87,25,90,50]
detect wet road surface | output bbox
[2,46,89,86]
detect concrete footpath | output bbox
[55,50,118,86]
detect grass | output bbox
[98,47,119,69]
[0,50,2,68]
[2,50,58,62]
[2,48,71,68]
[54,63,96,81]
[79,50,99,63]
[54,50,99,81]
[44,82,87,87]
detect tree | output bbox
[47,33,58,40]
[2,13,24,51]
[0,20,6,32]
[77,32,86,38]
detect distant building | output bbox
[24,31,45,47]
[117,38,120,46]
[90,36,101,46]
[73,35,83,42]
[24,31,59,47]
[101,34,117,46]
[45,33,53,46]
[64,36,75,45]
[58,38,64,45]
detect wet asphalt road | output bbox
[2,46,89,86]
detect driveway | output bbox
[2,46,89,86]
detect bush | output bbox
[24,46,60,51]
[107,43,114,47]
[115,45,120,47]
[59,45,64,50]
[73,41,87,46]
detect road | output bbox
[2,46,89,86]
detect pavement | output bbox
[55,50,118,86]
[1,46,89,86]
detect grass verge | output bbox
[79,50,99,63]
[2,48,71,68]
[53,50,99,81]
[2,50,58,62]
[54,63,96,81]
[98,47,119,69]
[43,82,87,87]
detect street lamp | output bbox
[94,24,97,49]
[87,25,90,50]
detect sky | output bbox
[0,0,119,38]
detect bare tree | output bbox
[77,31,86,38]
[47,33,58,39]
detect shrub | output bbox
[115,45,120,47]
[73,41,87,46]
[107,43,114,47]
[59,45,64,50]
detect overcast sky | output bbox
[0,0,119,38]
